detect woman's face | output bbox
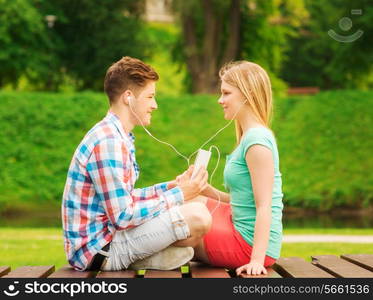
[218,80,246,120]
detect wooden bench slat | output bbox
[190,262,230,278]
[239,267,282,278]
[341,254,373,272]
[312,255,373,278]
[144,270,182,278]
[3,266,55,278]
[96,270,137,278]
[287,87,319,95]
[0,266,11,277]
[274,257,334,278]
[48,265,96,278]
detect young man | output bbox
[62,56,211,271]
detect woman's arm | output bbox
[236,144,274,276]
[171,165,231,202]
[201,184,231,203]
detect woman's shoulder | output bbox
[243,126,274,141]
[240,127,276,151]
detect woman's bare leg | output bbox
[192,239,210,264]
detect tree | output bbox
[281,0,373,89]
[42,0,147,90]
[0,0,147,91]
[172,0,307,94]
[0,0,53,88]
[172,0,240,93]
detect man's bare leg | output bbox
[172,201,211,248]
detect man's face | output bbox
[130,81,158,126]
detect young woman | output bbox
[190,61,284,276]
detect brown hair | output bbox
[104,56,159,104]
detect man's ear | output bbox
[121,90,131,105]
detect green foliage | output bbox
[0,90,372,212]
[240,0,308,75]
[273,90,373,210]
[281,0,373,89]
[239,0,308,96]
[0,0,146,91]
[46,0,147,90]
[0,0,54,87]
[171,0,306,94]
[142,22,187,96]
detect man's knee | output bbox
[180,202,212,237]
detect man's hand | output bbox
[167,180,177,189]
[236,260,268,276]
[175,165,194,185]
[178,165,209,201]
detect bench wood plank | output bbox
[144,270,182,278]
[312,255,373,278]
[48,265,96,278]
[0,266,11,277]
[190,262,230,278]
[288,87,319,95]
[96,270,137,278]
[3,266,55,278]
[341,254,373,272]
[274,257,333,278]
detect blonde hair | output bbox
[219,61,273,145]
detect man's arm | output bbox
[131,181,174,200]
[86,138,184,231]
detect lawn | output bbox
[1,228,372,270]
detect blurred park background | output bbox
[0,0,372,268]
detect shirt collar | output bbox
[106,111,135,144]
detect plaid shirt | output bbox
[62,112,184,271]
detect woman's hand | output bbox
[236,261,267,276]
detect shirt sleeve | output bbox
[242,129,274,157]
[86,138,184,230]
[131,181,175,200]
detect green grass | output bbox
[283,228,373,235]
[0,228,372,270]
[0,228,66,269]
[281,243,373,262]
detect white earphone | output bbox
[123,92,249,215]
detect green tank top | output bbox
[223,127,283,259]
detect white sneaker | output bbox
[128,246,194,270]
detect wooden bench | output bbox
[287,87,320,95]
[1,254,372,278]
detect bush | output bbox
[274,90,373,210]
[0,90,371,212]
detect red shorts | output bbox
[203,198,276,269]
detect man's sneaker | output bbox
[128,246,194,270]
